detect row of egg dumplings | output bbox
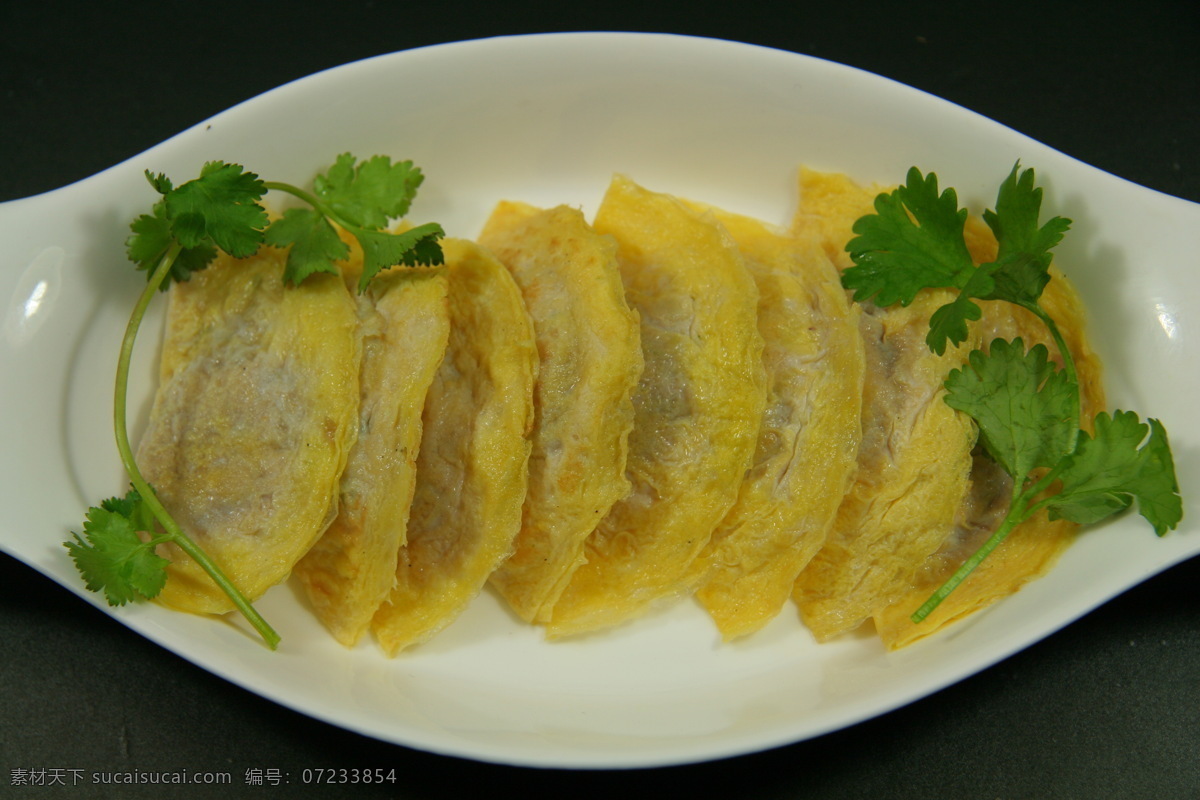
[135,169,1104,654]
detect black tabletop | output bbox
[2,2,1197,798]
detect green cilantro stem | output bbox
[262,181,322,211]
[910,467,1064,622]
[1014,298,1081,438]
[263,180,366,239]
[263,180,398,247]
[113,243,281,650]
[910,510,1026,622]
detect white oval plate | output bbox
[1,32,1197,769]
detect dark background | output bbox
[2,1,1197,797]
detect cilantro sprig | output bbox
[842,163,1182,623]
[262,153,445,290]
[844,166,1073,359]
[66,489,168,606]
[67,153,445,648]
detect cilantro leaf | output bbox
[126,206,174,271]
[144,171,174,195]
[925,268,990,355]
[1047,410,1183,535]
[944,338,1078,480]
[99,490,157,533]
[355,222,446,292]
[843,167,978,308]
[264,207,350,285]
[314,153,426,230]
[162,161,268,257]
[982,163,1072,306]
[843,168,991,354]
[65,488,169,606]
[127,202,217,288]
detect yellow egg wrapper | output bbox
[371,239,537,655]
[137,246,361,614]
[294,264,450,647]
[675,201,864,640]
[478,202,643,624]
[546,175,767,637]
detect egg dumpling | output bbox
[791,169,1105,648]
[136,246,360,614]
[371,239,537,655]
[478,202,642,624]
[681,203,865,640]
[294,265,450,647]
[872,220,1105,648]
[791,170,981,641]
[546,176,767,636]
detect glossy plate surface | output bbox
[1,32,1197,769]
